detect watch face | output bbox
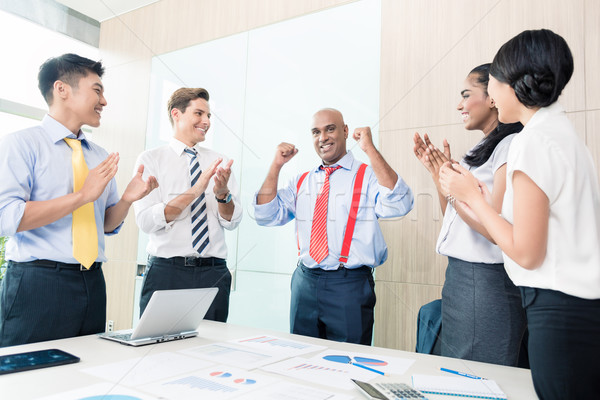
[217,192,232,203]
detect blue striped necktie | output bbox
[184,148,210,254]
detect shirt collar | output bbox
[42,114,90,148]
[313,150,355,172]
[169,137,197,157]
[524,102,564,130]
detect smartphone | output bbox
[0,348,80,375]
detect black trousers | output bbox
[290,262,376,345]
[521,287,600,399]
[0,260,106,347]
[140,256,231,322]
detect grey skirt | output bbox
[441,257,526,366]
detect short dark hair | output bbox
[463,63,523,168]
[167,88,210,126]
[37,53,105,105]
[490,29,573,108]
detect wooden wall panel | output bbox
[585,111,600,179]
[379,0,585,135]
[585,0,600,109]
[103,260,137,331]
[374,281,442,351]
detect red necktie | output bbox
[309,165,341,264]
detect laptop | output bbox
[98,287,218,346]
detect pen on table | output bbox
[440,367,484,380]
[352,362,388,376]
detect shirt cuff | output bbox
[252,193,279,225]
[378,175,410,199]
[0,200,25,236]
[218,198,243,229]
[151,202,174,231]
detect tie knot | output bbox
[184,147,198,157]
[322,165,341,176]
[64,137,82,150]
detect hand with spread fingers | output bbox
[213,159,233,198]
[414,133,453,183]
[122,164,159,204]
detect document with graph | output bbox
[260,356,375,390]
[228,335,327,357]
[311,350,416,376]
[179,342,291,369]
[142,365,277,400]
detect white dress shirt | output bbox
[133,137,242,259]
[436,134,515,264]
[502,103,600,299]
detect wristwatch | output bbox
[215,192,232,204]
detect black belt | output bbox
[297,260,372,272]
[13,259,102,271]
[150,256,226,267]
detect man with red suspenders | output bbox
[254,108,413,345]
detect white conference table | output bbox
[0,321,537,399]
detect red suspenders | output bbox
[295,163,368,264]
[296,171,310,254]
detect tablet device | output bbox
[0,349,80,375]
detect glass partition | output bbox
[142,0,381,332]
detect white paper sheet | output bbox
[312,349,416,376]
[82,352,213,386]
[234,381,354,400]
[228,335,327,357]
[37,382,162,400]
[141,364,277,399]
[179,342,289,369]
[261,356,375,390]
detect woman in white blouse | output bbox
[414,64,525,366]
[440,29,600,399]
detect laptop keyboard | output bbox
[109,332,133,341]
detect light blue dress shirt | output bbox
[0,115,121,263]
[253,151,413,270]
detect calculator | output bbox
[352,379,429,400]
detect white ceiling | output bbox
[56,0,159,22]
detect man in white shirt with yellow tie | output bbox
[0,53,158,347]
[133,88,242,322]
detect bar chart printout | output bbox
[261,356,375,390]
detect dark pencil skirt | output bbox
[441,257,526,366]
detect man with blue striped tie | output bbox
[133,88,242,322]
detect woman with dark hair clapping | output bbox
[440,29,600,399]
[414,64,525,366]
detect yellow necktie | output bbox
[64,138,98,269]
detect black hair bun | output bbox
[513,71,556,107]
